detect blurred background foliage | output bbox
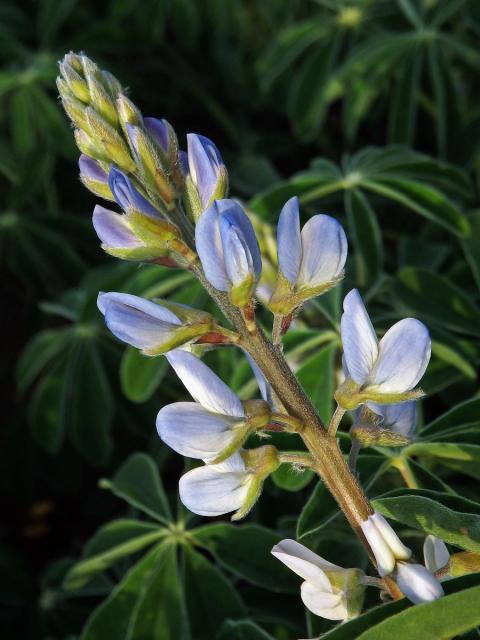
[1,0,480,638]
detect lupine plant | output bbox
[54,52,480,637]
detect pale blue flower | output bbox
[157,350,245,462]
[108,166,160,217]
[277,196,347,289]
[144,117,170,152]
[98,292,181,352]
[341,289,431,395]
[187,133,226,209]
[195,199,262,293]
[93,205,145,254]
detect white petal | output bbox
[396,562,444,604]
[300,582,347,621]
[166,350,244,417]
[218,200,261,281]
[271,540,334,592]
[341,289,378,385]
[371,513,411,561]
[98,292,181,324]
[277,197,302,284]
[298,214,348,288]
[361,516,395,577]
[156,402,239,462]
[423,535,450,573]
[272,539,341,573]
[371,318,431,393]
[195,201,229,291]
[179,454,250,516]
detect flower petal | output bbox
[423,535,450,573]
[277,197,302,284]
[92,205,143,248]
[396,562,444,604]
[298,214,348,288]
[79,154,108,182]
[156,402,239,461]
[271,544,332,592]
[144,117,169,152]
[195,200,229,291]
[371,318,431,393]
[179,453,249,516]
[109,167,160,218]
[219,200,262,281]
[98,292,181,350]
[244,351,274,407]
[371,513,411,561]
[367,401,417,436]
[219,215,253,286]
[166,350,244,417]
[341,289,378,385]
[272,539,341,580]
[360,516,396,577]
[300,582,347,620]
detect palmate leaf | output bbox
[251,147,470,236]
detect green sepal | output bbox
[327,568,365,619]
[128,211,179,246]
[143,321,213,356]
[80,176,114,201]
[350,425,412,448]
[229,273,256,308]
[336,378,425,410]
[447,552,480,577]
[102,244,168,261]
[269,270,344,314]
[232,445,280,521]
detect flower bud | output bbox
[360,512,411,576]
[396,562,444,604]
[195,199,262,308]
[126,124,175,206]
[116,94,143,132]
[350,425,411,448]
[271,539,365,620]
[447,552,480,577]
[98,293,213,355]
[183,134,228,220]
[423,535,450,573]
[79,155,113,200]
[59,60,90,102]
[74,129,110,162]
[86,108,136,173]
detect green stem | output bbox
[391,457,419,489]
[328,404,346,436]
[299,180,343,205]
[279,452,313,467]
[272,314,284,348]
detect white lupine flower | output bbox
[157,350,248,462]
[277,197,347,291]
[360,512,411,576]
[396,562,444,604]
[179,452,252,517]
[423,535,450,573]
[366,401,417,437]
[340,289,431,404]
[271,539,364,621]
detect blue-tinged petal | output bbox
[218,200,262,280]
[340,289,378,385]
[92,205,142,248]
[367,401,417,436]
[244,352,274,406]
[79,154,108,182]
[157,402,240,462]
[195,200,230,291]
[396,562,444,604]
[371,318,431,393]
[144,117,169,152]
[108,167,160,218]
[179,453,249,516]
[298,214,347,288]
[220,215,253,287]
[166,350,244,417]
[277,196,302,284]
[187,133,223,207]
[98,292,181,350]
